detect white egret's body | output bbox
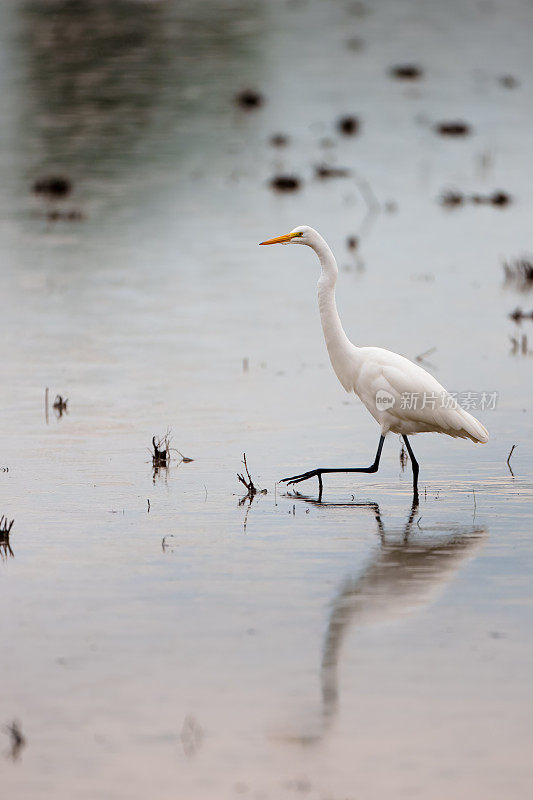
[260,226,488,497]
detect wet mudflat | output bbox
[1,0,532,798]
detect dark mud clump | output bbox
[337,115,360,135]
[390,64,423,80]
[269,133,289,147]
[235,89,263,109]
[32,176,72,198]
[503,257,533,291]
[435,121,471,137]
[314,164,351,179]
[270,175,301,193]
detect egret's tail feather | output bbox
[455,407,489,443]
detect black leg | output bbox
[281,435,385,494]
[402,435,419,501]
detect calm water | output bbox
[1,0,532,798]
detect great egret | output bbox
[259,226,489,499]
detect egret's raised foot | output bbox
[280,469,322,487]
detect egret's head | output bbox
[259,225,317,247]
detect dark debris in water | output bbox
[390,64,423,80]
[314,164,351,179]
[5,720,25,760]
[499,74,519,89]
[435,120,471,137]
[151,434,170,468]
[235,89,263,109]
[47,209,84,222]
[503,257,533,291]
[346,236,359,251]
[440,189,512,209]
[337,115,360,135]
[270,175,301,193]
[509,307,533,323]
[471,190,511,207]
[269,133,289,147]
[32,176,72,198]
[0,515,14,560]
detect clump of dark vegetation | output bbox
[152,434,170,468]
[0,516,14,560]
[270,175,301,192]
[434,120,471,137]
[337,115,360,135]
[503,257,533,291]
[440,189,512,209]
[269,133,289,147]
[150,431,194,481]
[53,395,68,416]
[390,64,423,80]
[509,307,533,322]
[32,176,72,198]
[314,164,351,179]
[235,89,263,109]
[5,720,25,760]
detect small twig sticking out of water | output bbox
[174,449,194,464]
[237,454,267,531]
[5,720,26,760]
[237,453,258,499]
[507,444,517,476]
[147,499,150,513]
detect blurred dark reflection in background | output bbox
[16,0,260,175]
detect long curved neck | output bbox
[312,236,359,391]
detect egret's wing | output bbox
[380,363,489,441]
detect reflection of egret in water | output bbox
[294,501,487,744]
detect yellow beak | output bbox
[259,232,298,245]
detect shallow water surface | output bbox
[1,1,532,798]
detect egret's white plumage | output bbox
[260,225,488,497]
[260,225,488,444]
